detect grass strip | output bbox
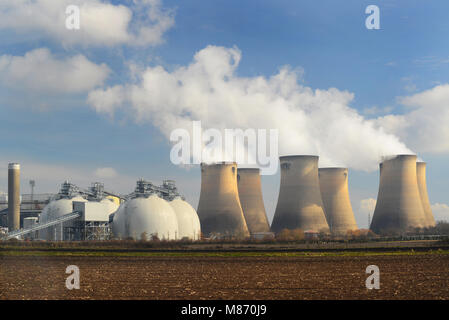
[1,249,448,258]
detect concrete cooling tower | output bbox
[318,168,358,235]
[237,168,270,233]
[197,162,250,238]
[370,155,428,234]
[416,162,436,227]
[271,156,329,233]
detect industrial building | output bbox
[271,155,330,234]
[370,155,428,234]
[1,161,200,241]
[197,162,250,239]
[32,181,121,241]
[237,168,270,233]
[319,168,358,235]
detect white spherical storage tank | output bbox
[169,197,201,240]
[39,196,87,241]
[111,195,179,240]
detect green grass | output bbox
[1,249,448,258]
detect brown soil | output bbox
[1,254,448,300]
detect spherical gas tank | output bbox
[169,197,201,240]
[111,195,179,240]
[39,196,87,240]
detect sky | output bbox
[0,0,449,227]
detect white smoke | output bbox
[375,84,449,154]
[87,45,412,171]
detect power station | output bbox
[0,154,441,241]
[237,168,270,233]
[318,168,358,235]
[271,155,330,233]
[370,155,428,234]
[197,162,249,239]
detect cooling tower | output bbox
[318,168,358,235]
[237,168,270,233]
[370,155,427,234]
[416,162,436,227]
[271,156,329,233]
[8,163,20,231]
[197,162,249,238]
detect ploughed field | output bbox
[1,252,448,299]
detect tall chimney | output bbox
[318,168,358,235]
[271,155,329,233]
[197,162,249,238]
[237,168,270,233]
[8,163,20,231]
[370,155,427,234]
[416,162,436,227]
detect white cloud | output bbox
[363,105,394,116]
[88,45,412,171]
[88,85,126,115]
[94,167,118,179]
[376,84,449,153]
[431,203,449,222]
[0,48,110,93]
[0,0,174,47]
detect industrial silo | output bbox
[271,155,329,233]
[169,197,201,240]
[197,162,250,239]
[8,163,20,231]
[237,168,270,233]
[370,155,428,234]
[416,162,436,227]
[318,168,358,235]
[111,195,179,240]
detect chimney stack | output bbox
[8,163,21,231]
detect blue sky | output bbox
[0,0,449,227]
